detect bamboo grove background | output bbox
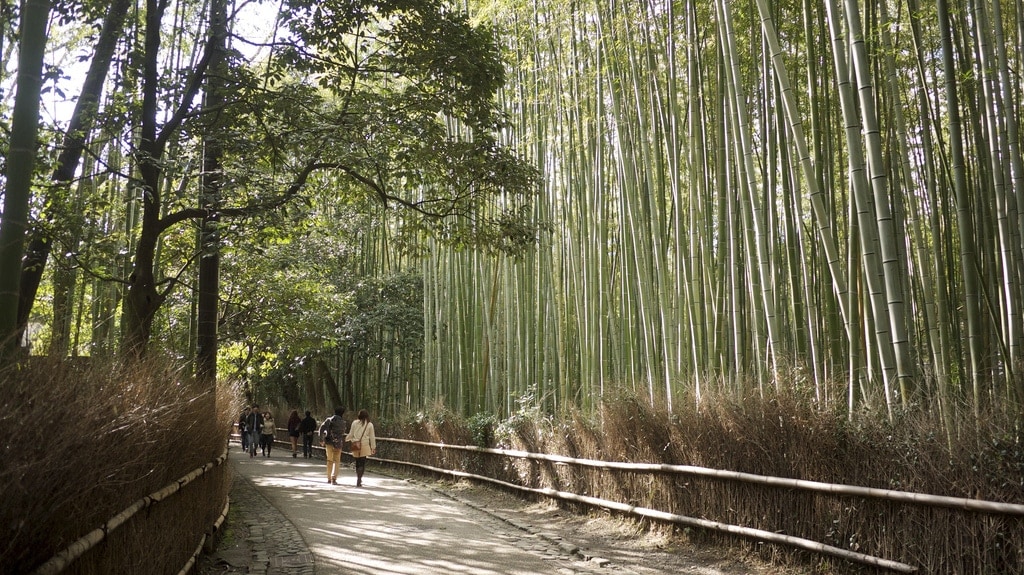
[6,2,1022,572]
[414,0,1024,423]
[6,0,1024,429]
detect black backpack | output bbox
[323,416,343,447]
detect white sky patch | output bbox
[1,0,285,128]
[230,0,285,62]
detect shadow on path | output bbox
[209,446,588,575]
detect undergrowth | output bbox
[382,389,1024,574]
[0,355,240,574]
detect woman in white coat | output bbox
[346,409,376,487]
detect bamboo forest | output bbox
[3,0,1024,573]
[472,0,1024,424]
[2,0,1024,419]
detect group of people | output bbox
[238,405,278,458]
[236,404,377,487]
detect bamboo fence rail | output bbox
[376,455,917,573]
[31,447,229,575]
[375,437,1024,572]
[381,437,1024,515]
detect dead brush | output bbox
[0,355,240,574]
[387,386,1024,574]
[598,390,1024,574]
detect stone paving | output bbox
[197,457,316,575]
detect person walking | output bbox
[287,410,302,458]
[299,410,317,458]
[261,411,276,457]
[346,409,376,487]
[245,405,263,459]
[318,407,348,484]
[238,411,249,452]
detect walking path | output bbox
[197,444,611,575]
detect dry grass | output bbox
[382,389,1024,574]
[0,356,241,574]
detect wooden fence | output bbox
[372,437,1024,573]
[55,428,1015,574]
[31,448,230,575]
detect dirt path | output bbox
[200,450,810,574]
[420,473,810,575]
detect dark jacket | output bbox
[245,411,264,434]
[299,414,317,434]
[287,413,302,434]
[318,415,348,448]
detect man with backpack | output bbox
[318,407,348,484]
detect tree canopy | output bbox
[0,0,538,368]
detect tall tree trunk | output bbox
[938,0,985,411]
[197,0,228,384]
[993,0,1024,390]
[843,0,916,405]
[16,0,132,340]
[752,0,853,341]
[0,0,51,361]
[978,0,1024,398]
[123,0,215,355]
[122,0,170,356]
[719,0,782,385]
[822,0,897,414]
[317,356,345,410]
[879,0,942,407]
